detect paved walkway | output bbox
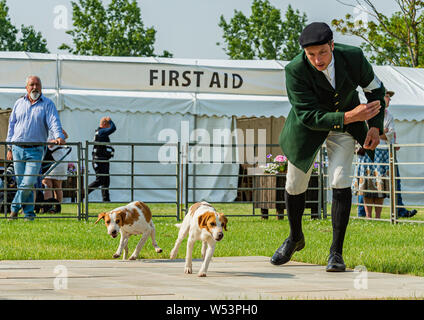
[0,256,423,300]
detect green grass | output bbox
[0,203,423,277]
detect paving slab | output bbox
[0,256,423,300]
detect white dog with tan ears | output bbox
[170,201,228,277]
[95,201,162,260]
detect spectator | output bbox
[355,90,417,218]
[6,75,65,221]
[0,163,16,214]
[87,116,116,202]
[41,129,69,213]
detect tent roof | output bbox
[0,51,423,120]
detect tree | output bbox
[18,25,49,53]
[60,0,172,57]
[218,1,307,60]
[332,0,424,67]
[0,0,49,52]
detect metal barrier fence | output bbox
[321,143,424,224]
[1,140,422,224]
[84,141,181,220]
[0,141,84,220]
[181,142,323,219]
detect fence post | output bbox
[393,145,399,224]
[131,144,134,202]
[321,146,328,219]
[318,148,323,219]
[176,141,181,221]
[185,151,189,217]
[388,144,396,225]
[76,143,82,220]
[84,141,89,220]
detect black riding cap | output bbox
[299,22,333,48]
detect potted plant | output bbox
[255,154,320,219]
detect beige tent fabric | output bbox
[0,109,11,162]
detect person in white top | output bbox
[41,129,69,213]
[381,91,417,218]
[355,90,417,218]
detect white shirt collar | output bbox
[322,53,335,88]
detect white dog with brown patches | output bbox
[95,201,162,260]
[170,201,228,277]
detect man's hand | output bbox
[363,127,380,150]
[6,150,12,161]
[344,100,381,125]
[53,138,66,145]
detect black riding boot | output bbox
[330,187,352,255]
[270,191,306,265]
[326,187,352,272]
[286,191,306,242]
[102,189,110,202]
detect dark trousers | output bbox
[88,160,110,201]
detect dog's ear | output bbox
[219,213,228,231]
[116,210,126,227]
[198,211,213,229]
[94,212,107,224]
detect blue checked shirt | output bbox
[6,94,65,144]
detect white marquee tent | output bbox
[0,52,423,205]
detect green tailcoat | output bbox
[279,43,386,173]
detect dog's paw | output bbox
[170,250,177,259]
[197,272,207,277]
[155,248,163,253]
[128,255,137,260]
[112,253,120,259]
[184,267,192,274]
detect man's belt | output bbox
[20,144,42,148]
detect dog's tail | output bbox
[175,223,182,229]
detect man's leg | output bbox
[12,146,44,220]
[325,132,355,272]
[95,162,110,202]
[330,187,352,254]
[87,161,102,194]
[357,195,366,217]
[100,162,110,202]
[11,146,25,217]
[270,161,312,265]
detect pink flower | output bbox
[274,155,287,163]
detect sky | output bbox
[7,0,400,59]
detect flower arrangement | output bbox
[264,154,320,174]
[264,154,287,174]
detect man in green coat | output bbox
[270,22,385,272]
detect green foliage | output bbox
[332,0,424,67]
[0,0,49,53]
[18,25,49,53]
[60,0,172,57]
[218,1,307,60]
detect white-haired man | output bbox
[6,76,65,220]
